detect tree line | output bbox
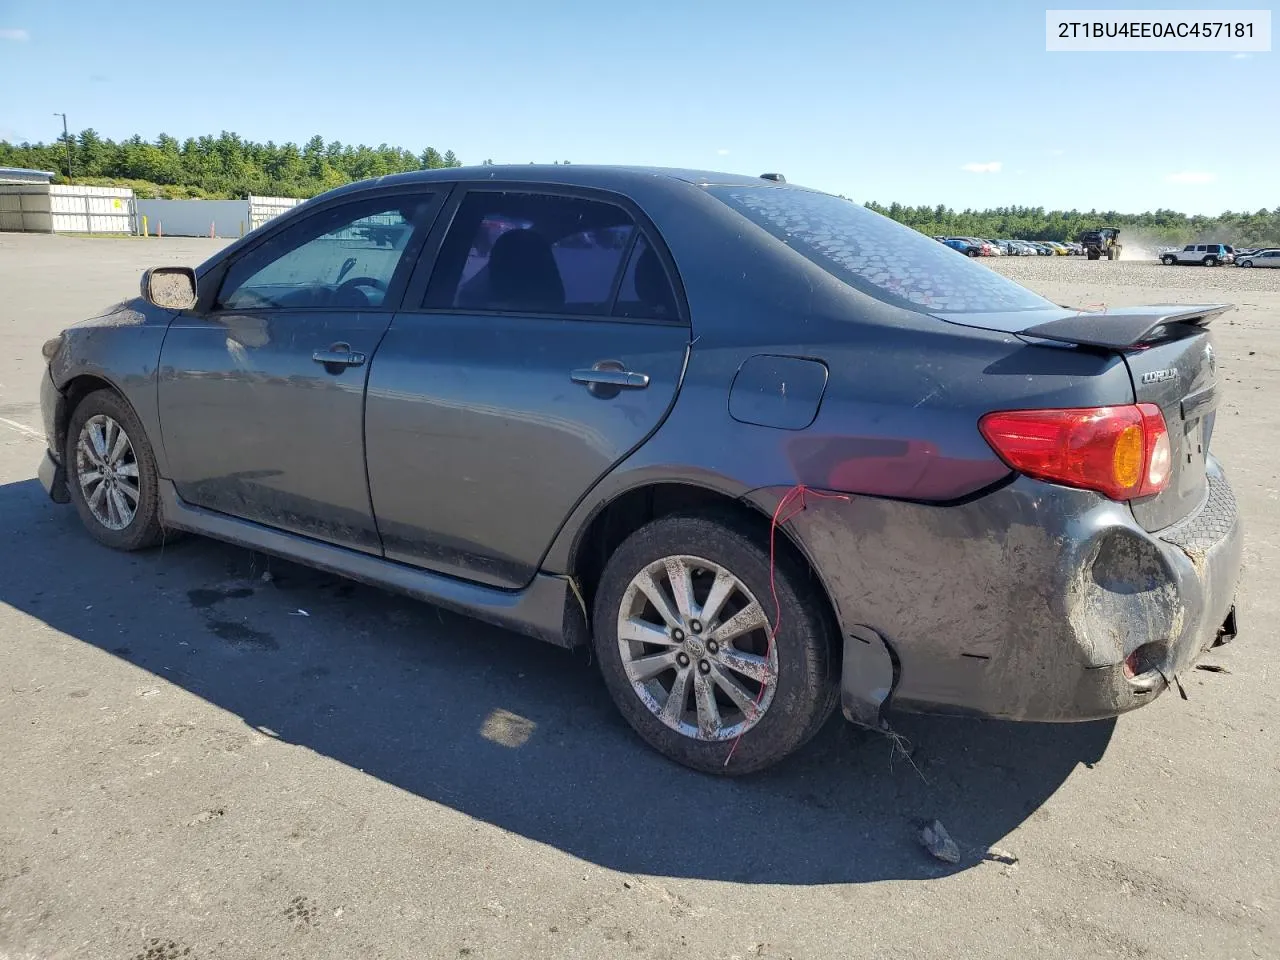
[3,131,1276,246]
[863,201,1280,248]
[0,130,467,199]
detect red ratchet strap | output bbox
[723,483,851,767]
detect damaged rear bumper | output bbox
[748,455,1244,727]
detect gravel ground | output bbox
[0,235,1277,960]
[990,254,1280,294]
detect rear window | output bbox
[707,186,1051,314]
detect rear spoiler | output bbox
[1021,304,1234,350]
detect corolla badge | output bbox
[1141,369,1177,384]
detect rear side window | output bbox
[426,191,638,316]
[614,235,680,320]
[707,186,1051,314]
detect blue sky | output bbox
[0,0,1273,214]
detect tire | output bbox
[64,388,167,551]
[1204,257,1218,267]
[967,249,979,257]
[1087,250,1099,261]
[1162,255,1176,265]
[1240,260,1253,268]
[591,512,839,776]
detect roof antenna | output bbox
[759,173,786,183]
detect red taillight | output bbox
[979,404,1171,501]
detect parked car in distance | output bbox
[1236,249,1280,267]
[35,165,1243,776]
[1161,243,1235,266]
[945,236,984,257]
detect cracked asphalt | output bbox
[1,234,1277,960]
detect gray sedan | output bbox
[36,166,1243,774]
[1236,249,1280,267]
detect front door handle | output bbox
[313,342,367,369]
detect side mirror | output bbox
[141,266,197,311]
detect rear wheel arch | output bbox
[564,480,845,664]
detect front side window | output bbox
[216,194,436,311]
[707,186,1052,314]
[426,191,639,316]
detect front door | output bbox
[364,187,690,588]
[158,190,443,553]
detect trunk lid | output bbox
[933,303,1231,531]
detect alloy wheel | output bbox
[616,555,778,741]
[75,414,141,530]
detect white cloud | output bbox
[1045,148,1066,157]
[1164,171,1217,185]
[716,148,730,156]
[1231,52,1251,59]
[961,161,1002,174]
[0,28,29,41]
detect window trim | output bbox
[196,186,450,316]
[397,182,690,327]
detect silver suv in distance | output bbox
[1161,243,1235,266]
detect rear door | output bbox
[364,186,689,588]
[158,190,443,553]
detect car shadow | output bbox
[0,476,1114,885]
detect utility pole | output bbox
[53,112,73,182]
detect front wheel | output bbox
[64,389,168,551]
[1239,260,1252,268]
[592,513,839,775]
[1162,255,1177,265]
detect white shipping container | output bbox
[248,194,305,231]
[0,183,134,233]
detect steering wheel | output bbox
[332,276,388,307]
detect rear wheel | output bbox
[1087,249,1100,260]
[592,513,839,776]
[1204,256,1218,267]
[64,389,167,551]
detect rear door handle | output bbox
[313,342,367,368]
[570,367,650,389]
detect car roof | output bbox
[316,164,785,203]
